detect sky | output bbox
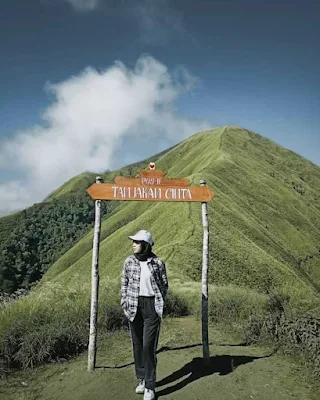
[0,0,319,215]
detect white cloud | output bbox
[65,0,99,12]
[0,55,211,216]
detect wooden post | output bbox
[88,176,103,372]
[85,169,215,372]
[200,179,210,363]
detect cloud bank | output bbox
[0,56,210,216]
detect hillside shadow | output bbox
[155,352,274,398]
[156,341,249,354]
[96,342,250,369]
[96,360,134,369]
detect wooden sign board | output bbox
[86,168,215,202]
[87,183,214,202]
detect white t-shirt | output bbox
[139,261,155,296]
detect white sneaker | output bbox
[135,379,145,394]
[143,388,155,400]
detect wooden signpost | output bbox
[86,164,215,371]
[87,183,213,202]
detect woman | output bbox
[121,230,168,400]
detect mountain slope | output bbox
[36,126,320,308]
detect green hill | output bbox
[1,126,320,380]
[39,126,320,300]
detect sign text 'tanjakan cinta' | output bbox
[112,185,192,200]
[86,169,214,202]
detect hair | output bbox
[141,241,152,254]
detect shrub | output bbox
[163,291,190,317]
[208,285,268,323]
[0,284,191,375]
[245,293,320,381]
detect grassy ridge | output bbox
[37,127,226,288]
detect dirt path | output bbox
[1,316,319,400]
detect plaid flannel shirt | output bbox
[121,254,168,322]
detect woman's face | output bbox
[132,240,142,253]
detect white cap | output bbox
[128,230,154,246]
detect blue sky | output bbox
[0,0,319,215]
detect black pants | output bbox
[129,296,161,390]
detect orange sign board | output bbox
[114,176,190,187]
[86,183,214,202]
